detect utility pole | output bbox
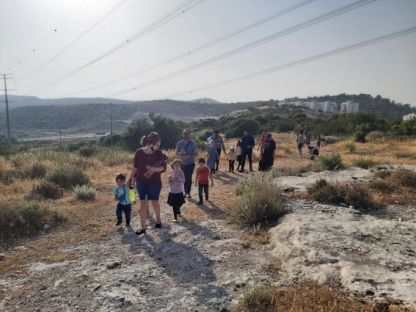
[59,128,62,147]
[2,74,13,142]
[110,103,113,146]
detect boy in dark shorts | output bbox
[195,158,214,206]
[113,173,131,227]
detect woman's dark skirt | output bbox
[167,192,185,207]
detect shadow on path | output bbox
[118,214,229,309]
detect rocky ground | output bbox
[0,171,277,312]
[270,200,416,307]
[1,167,415,311]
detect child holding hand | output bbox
[167,159,186,222]
[113,173,131,227]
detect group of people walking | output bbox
[296,129,323,159]
[112,128,277,235]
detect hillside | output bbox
[299,94,416,120]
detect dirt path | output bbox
[0,168,277,312]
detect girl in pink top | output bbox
[167,159,186,222]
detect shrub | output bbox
[234,282,373,312]
[307,179,377,210]
[353,157,378,169]
[374,169,391,179]
[324,136,338,145]
[369,179,395,193]
[78,146,97,158]
[230,173,285,228]
[73,185,96,201]
[345,142,356,153]
[0,200,65,243]
[320,154,343,170]
[46,167,90,189]
[395,151,416,159]
[26,162,47,179]
[30,181,63,200]
[388,170,416,188]
[353,124,369,143]
[365,130,386,142]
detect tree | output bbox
[224,118,261,138]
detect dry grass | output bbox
[233,282,414,312]
[234,282,372,312]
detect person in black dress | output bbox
[258,133,276,171]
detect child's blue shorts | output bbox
[136,182,162,201]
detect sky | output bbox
[0,0,415,105]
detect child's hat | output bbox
[229,146,235,150]
[171,159,183,169]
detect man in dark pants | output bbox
[176,129,198,198]
[240,130,255,172]
[211,129,226,171]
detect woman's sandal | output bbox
[135,229,146,235]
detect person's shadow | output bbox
[118,214,229,309]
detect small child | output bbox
[167,159,186,222]
[236,140,243,172]
[228,146,236,173]
[195,158,214,206]
[207,139,219,174]
[113,173,131,227]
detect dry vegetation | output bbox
[1,134,415,309]
[234,282,415,312]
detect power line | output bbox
[107,0,376,98]
[65,0,316,96]
[162,26,416,100]
[17,0,131,82]
[31,0,205,93]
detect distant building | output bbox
[322,101,338,113]
[403,113,416,121]
[340,101,359,113]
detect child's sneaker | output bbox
[115,221,122,226]
[173,218,178,222]
[197,201,203,206]
[125,223,130,227]
[155,223,162,229]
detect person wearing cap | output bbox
[211,129,227,171]
[129,132,167,236]
[176,129,198,198]
[167,159,185,222]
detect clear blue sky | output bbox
[0,0,415,105]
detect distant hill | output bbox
[0,98,246,138]
[190,97,222,104]
[3,95,134,109]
